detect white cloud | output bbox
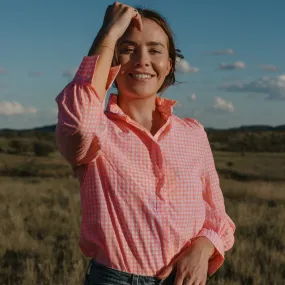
[219,74,285,100]
[0,101,38,116]
[218,61,245,70]
[0,67,8,75]
[212,97,235,113]
[61,68,77,79]
[176,59,199,73]
[209,49,234,56]
[259,64,278,72]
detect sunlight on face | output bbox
[115,18,172,98]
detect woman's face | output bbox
[115,18,172,98]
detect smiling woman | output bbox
[55,2,235,285]
[112,9,183,95]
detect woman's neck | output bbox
[117,93,163,132]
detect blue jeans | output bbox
[84,259,176,285]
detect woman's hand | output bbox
[157,237,215,285]
[102,2,143,41]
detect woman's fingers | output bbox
[101,2,143,40]
[134,12,143,32]
[113,2,143,32]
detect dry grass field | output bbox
[1,151,285,285]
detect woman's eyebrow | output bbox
[119,40,165,48]
[119,40,137,46]
[147,41,165,48]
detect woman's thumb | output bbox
[157,264,174,279]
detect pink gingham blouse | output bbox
[55,55,235,277]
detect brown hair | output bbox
[112,7,184,94]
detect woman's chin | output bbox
[127,87,157,97]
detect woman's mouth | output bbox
[129,73,155,82]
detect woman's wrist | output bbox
[100,25,119,44]
[102,24,121,43]
[88,27,117,56]
[191,237,215,259]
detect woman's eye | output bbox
[120,48,135,53]
[150,49,161,54]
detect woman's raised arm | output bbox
[88,2,143,101]
[55,2,143,166]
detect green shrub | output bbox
[33,141,55,157]
[8,139,31,155]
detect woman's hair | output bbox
[112,7,184,94]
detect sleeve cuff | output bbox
[73,55,121,89]
[73,55,99,83]
[194,229,225,276]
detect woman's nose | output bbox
[133,49,150,67]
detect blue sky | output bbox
[0,0,284,129]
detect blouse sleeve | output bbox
[192,127,236,276]
[55,55,120,167]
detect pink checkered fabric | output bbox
[55,55,235,277]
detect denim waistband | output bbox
[86,259,176,285]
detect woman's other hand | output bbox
[157,237,215,285]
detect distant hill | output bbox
[0,124,285,133]
[0,125,56,133]
[227,125,285,131]
[1,123,284,152]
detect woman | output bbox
[55,2,235,285]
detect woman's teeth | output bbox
[133,74,152,79]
